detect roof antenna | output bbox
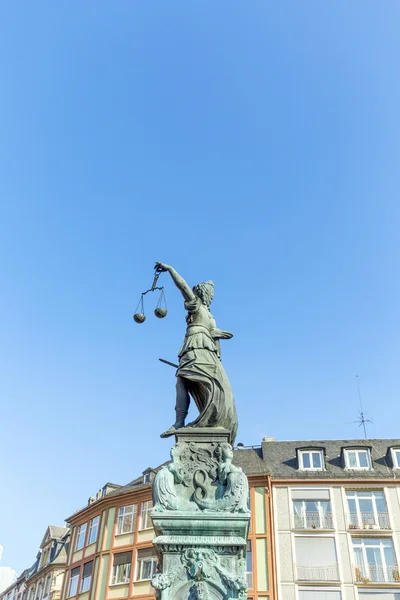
[346,376,373,438]
[346,375,373,438]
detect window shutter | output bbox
[292,489,330,501]
[137,548,156,559]
[295,537,337,566]
[114,552,132,566]
[299,589,341,600]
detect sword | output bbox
[159,358,179,368]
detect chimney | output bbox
[262,436,276,442]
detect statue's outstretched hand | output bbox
[155,262,170,272]
[220,330,233,340]
[211,328,233,340]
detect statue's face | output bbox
[221,443,233,460]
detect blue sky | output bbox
[0,0,399,575]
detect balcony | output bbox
[293,512,334,530]
[295,564,340,582]
[347,512,391,531]
[354,564,400,584]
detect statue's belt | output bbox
[185,324,213,337]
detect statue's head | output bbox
[193,280,214,306]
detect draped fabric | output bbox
[176,297,238,445]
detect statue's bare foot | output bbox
[160,421,185,438]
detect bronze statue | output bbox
[155,263,238,444]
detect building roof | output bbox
[261,438,400,480]
[48,526,68,540]
[106,447,269,498]
[40,526,69,549]
[233,447,270,475]
[67,437,400,521]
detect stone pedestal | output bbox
[151,428,250,599]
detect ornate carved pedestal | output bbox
[151,428,250,600]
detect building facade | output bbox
[266,439,400,600]
[5,437,400,600]
[61,451,275,600]
[0,527,69,600]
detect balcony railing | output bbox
[354,563,400,583]
[295,564,340,582]
[347,512,391,531]
[293,512,334,530]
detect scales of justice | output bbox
[133,263,250,600]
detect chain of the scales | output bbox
[133,267,168,324]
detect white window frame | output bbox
[87,516,99,545]
[298,587,342,600]
[116,505,137,535]
[35,583,42,600]
[294,534,340,581]
[75,523,87,550]
[80,562,93,593]
[344,448,371,470]
[346,490,389,530]
[140,501,153,530]
[391,448,400,469]
[67,568,80,598]
[135,551,157,581]
[110,552,132,585]
[298,450,324,471]
[43,576,51,598]
[245,540,253,589]
[352,537,397,583]
[292,499,333,529]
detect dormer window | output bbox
[344,448,371,470]
[391,448,400,469]
[298,449,324,471]
[143,473,151,484]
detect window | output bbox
[140,501,153,530]
[143,473,151,483]
[117,505,137,535]
[298,588,342,600]
[295,536,339,581]
[87,516,99,545]
[246,540,253,589]
[344,449,371,470]
[67,568,80,597]
[43,576,51,598]
[358,592,400,600]
[111,552,132,585]
[80,562,93,593]
[346,491,389,530]
[299,450,324,471]
[353,538,398,583]
[292,489,332,529]
[75,523,87,550]
[41,549,49,568]
[135,549,157,581]
[391,448,400,469]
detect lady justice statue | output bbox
[155,263,238,444]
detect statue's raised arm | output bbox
[155,263,195,303]
[156,262,238,444]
